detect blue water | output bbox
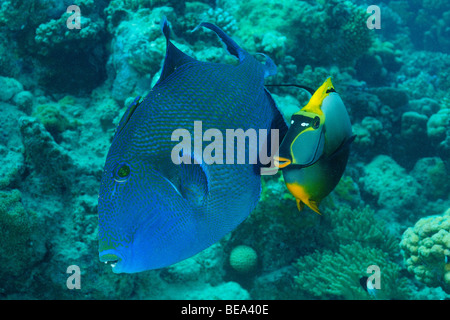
[0,0,449,300]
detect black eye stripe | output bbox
[291,115,320,129]
[312,117,320,129]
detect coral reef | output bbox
[293,205,409,299]
[411,157,450,200]
[19,116,74,192]
[0,146,24,190]
[0,76,24,102]
[320,205,399,255]
[294,243,409,299]
[359,155,420,211]
[33,103,77,142]
[400,208,450,293]
[0,189,46,294]
[353,116,390,150]
[12,91,34,115]
[34,10,104,56]
[105,6,175,101]
[232,0,372,67]
[0,0,448,301]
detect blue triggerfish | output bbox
[98,19,287,273]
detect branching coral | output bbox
[294,242,409,299]
[291,203,409,299]
[321,205,399,256]
[203,7,238,35]
[400,208,450,293]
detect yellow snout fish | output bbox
[275,78,354,214]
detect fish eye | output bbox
[312,117,320,129]
[113,163,131,183]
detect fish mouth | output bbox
[274,156,291,169]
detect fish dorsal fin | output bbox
[155,18,197,86]
[179,153,209,208]
[197,22,246,62]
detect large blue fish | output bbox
[98,19,287,273]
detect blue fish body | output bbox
[98,19,286,273]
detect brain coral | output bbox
[400,208,450,293]
[229,245,258,273]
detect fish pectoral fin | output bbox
[306,200,322,215]
[291,126,325,167]
[180,157,209,207]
